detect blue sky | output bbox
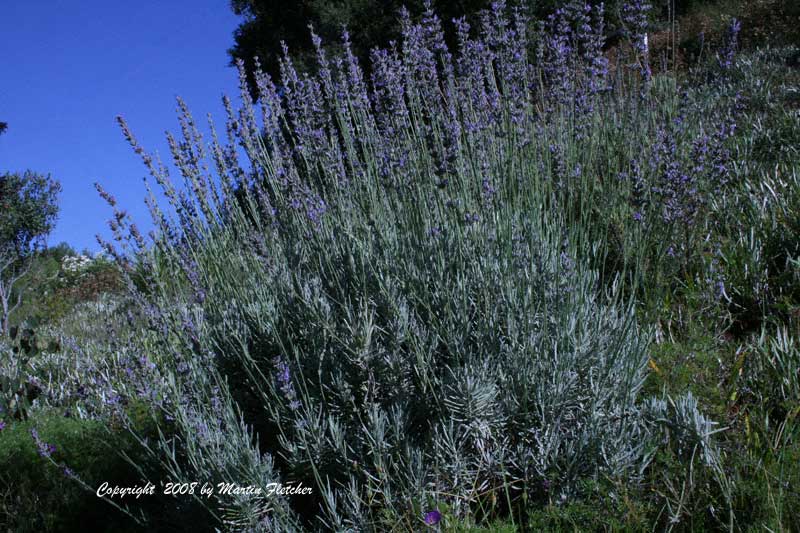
[0,1,244,252]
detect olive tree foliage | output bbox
[0,170,61,335]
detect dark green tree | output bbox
[0,171,61,335]
[228,0,495,97]
[228,0,636,99]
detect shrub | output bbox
[90,1,735,530]
[0,412,146,532]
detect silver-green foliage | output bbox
[97,2,729,529]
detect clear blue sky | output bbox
[0,1,244,252]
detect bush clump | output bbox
[93,1,733,529]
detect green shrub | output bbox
[0,407,213,532]
[0,412,145,532]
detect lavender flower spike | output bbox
[30,428,57,458]
[718,17,741,69]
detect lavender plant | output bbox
[621,0,652,86]
[91,2,738,530]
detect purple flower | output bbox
[273,357,300,411]
[543,9,574,105]
[0,420,6,432]
[622,0,652,81]
[649,128,700,226]
[277,361,290,387]
[481,177,495,194]
[424,510,442,525]
[104,392,122,407]
[718,18,741,69]
[30,428,57,458]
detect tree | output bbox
[228,0,495,98]
[227,1,634,99]
[0,122,7,136]
[0,171,61,335]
